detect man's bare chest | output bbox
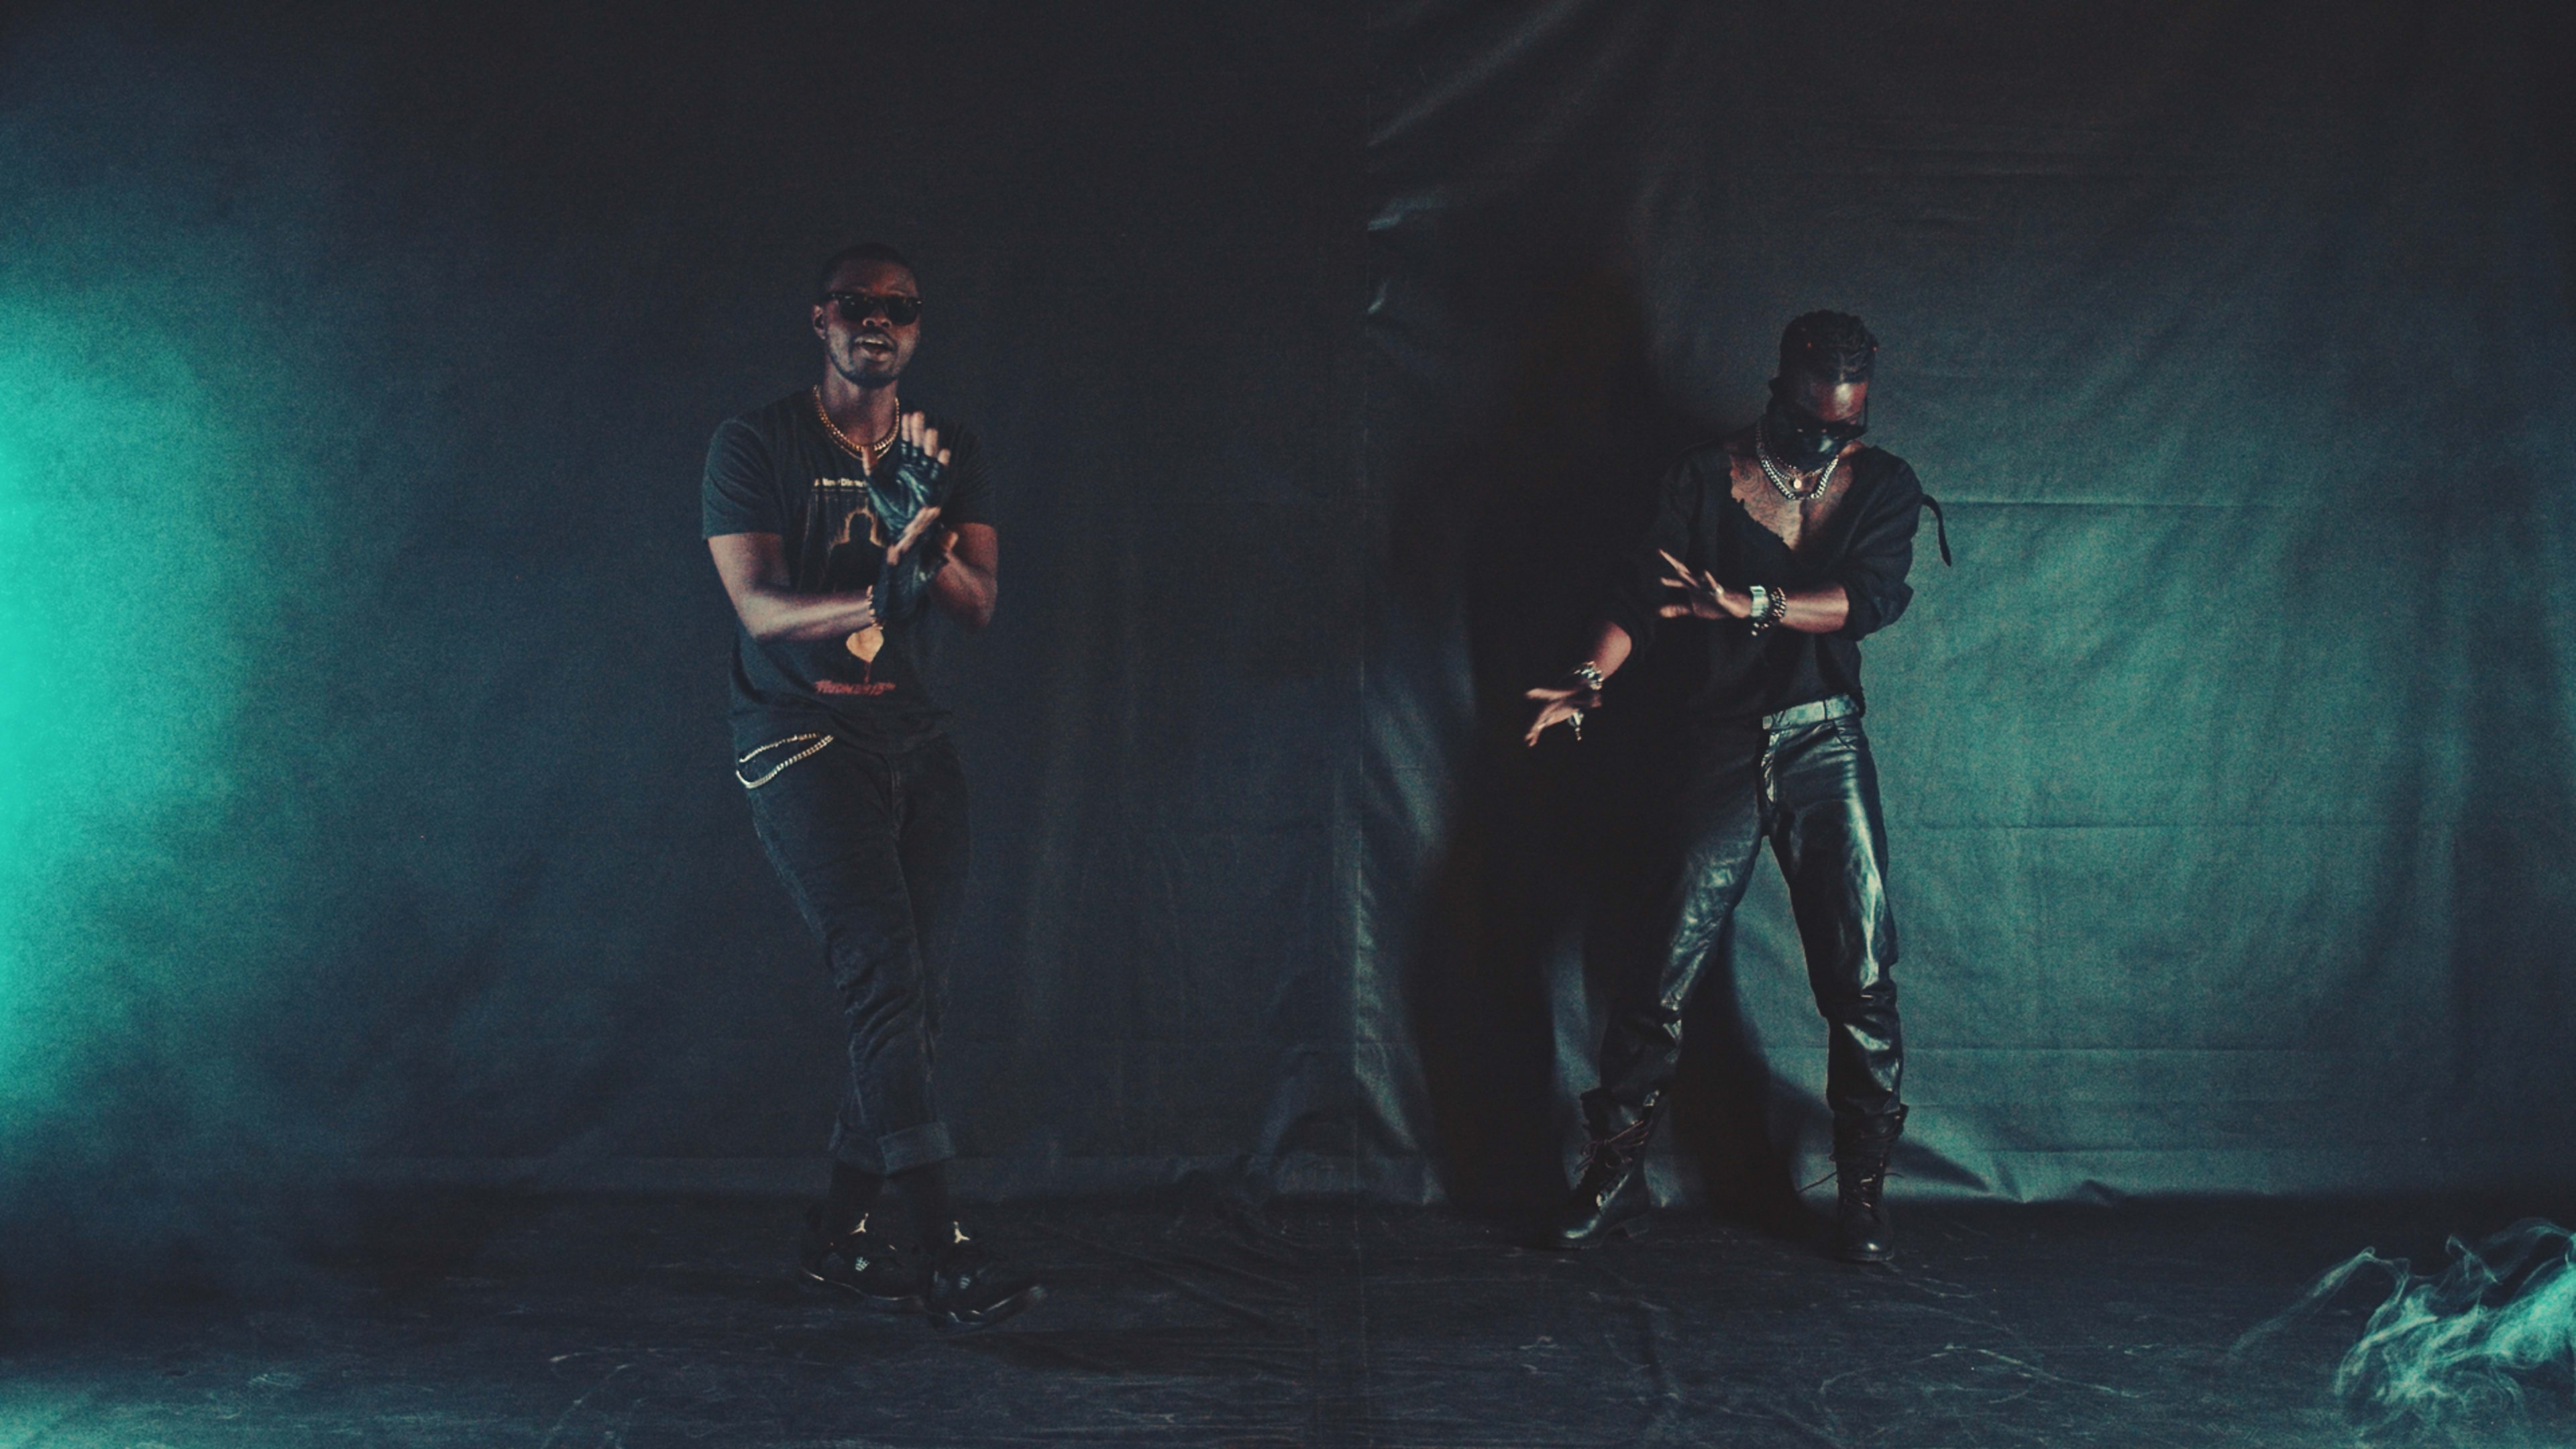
[1727,446,1859,563]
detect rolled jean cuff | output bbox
[874,1122,955,1175]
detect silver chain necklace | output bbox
[1754,415,1843,502]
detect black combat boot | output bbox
[1831,1104,1907,1265]
[1539,1093,1662,1250]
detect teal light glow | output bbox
[0,294,265,1112]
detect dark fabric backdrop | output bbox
[1,0,2570,1291]
[1362,0,2576,1214]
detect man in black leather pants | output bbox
[1525,311,1935,1263]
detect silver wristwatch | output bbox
[1748,585,1788,635]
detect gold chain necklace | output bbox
[812,387,898,464]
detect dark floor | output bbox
[4,1192,2570,1447]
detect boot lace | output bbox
[1577,1116,1657,1181]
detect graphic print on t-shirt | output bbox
[813,476,898,696]
[816,476,888,592]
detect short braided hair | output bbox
[1778,311,1878,383]
[814,241,918,300]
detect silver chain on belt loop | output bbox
[735,733,833,788]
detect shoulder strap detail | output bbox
[1919,494,1953,566]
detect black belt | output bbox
[1761,694,1861,733]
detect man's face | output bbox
[1789,374,1868,425]
[812,258,921,389]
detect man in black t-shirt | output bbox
[1525,312,1937,1264]
[704,242,1040,1333]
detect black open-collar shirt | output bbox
[1607,437,1927,725]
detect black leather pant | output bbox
[1591,696,1904,1136]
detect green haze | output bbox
[0,292,268,1116]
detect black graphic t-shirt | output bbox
[701,392,994,754]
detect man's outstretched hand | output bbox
[1658,548,1745,620]
[1524,683,1597,747]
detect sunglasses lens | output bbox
[831,293,922,325]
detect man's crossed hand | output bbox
[882,411,957,570]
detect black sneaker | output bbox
[799,1203,928,1312]
[922,1222,1046,1334]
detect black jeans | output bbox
[1591,696,1904,1136]
[743,732,968,1175]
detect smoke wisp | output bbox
[2235,1220,2576,1433]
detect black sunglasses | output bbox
[1771,386,1868,440]
[825,290,924,326]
